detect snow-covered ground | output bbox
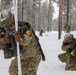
[0,31,76,75]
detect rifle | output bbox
[71,40,76,52]
[63,40,76,53]
[6,28,17,56]
[68,40,76,56]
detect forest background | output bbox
[0,0,76,31]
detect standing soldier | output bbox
[64,22,71,33]
[39,29,44,36]
[0,12,15,58]
[0,12,45,75]
[58,33,76,70]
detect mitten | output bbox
[14,31,21,42]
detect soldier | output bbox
[39,29,44,36]
[0,12,45,75]
[58,33,76,70]
[64,22,71,33]
[0,12,15,58]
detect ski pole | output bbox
[13,0,22,75]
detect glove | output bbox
[4,37,11,44]
[70,50,75,56]
[14,31,21,42]
[66,44,73,49]
[1,37,10,44]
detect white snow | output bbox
[0,31,76,75]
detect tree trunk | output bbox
[47,0,52,31]
[32,0,36,30]
[38,0,41,31]
[67,0,69,23]
[58,0,62,39]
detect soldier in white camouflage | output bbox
[58,33,76,70]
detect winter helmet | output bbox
[64,33,73,40]
[0,10,14,27]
